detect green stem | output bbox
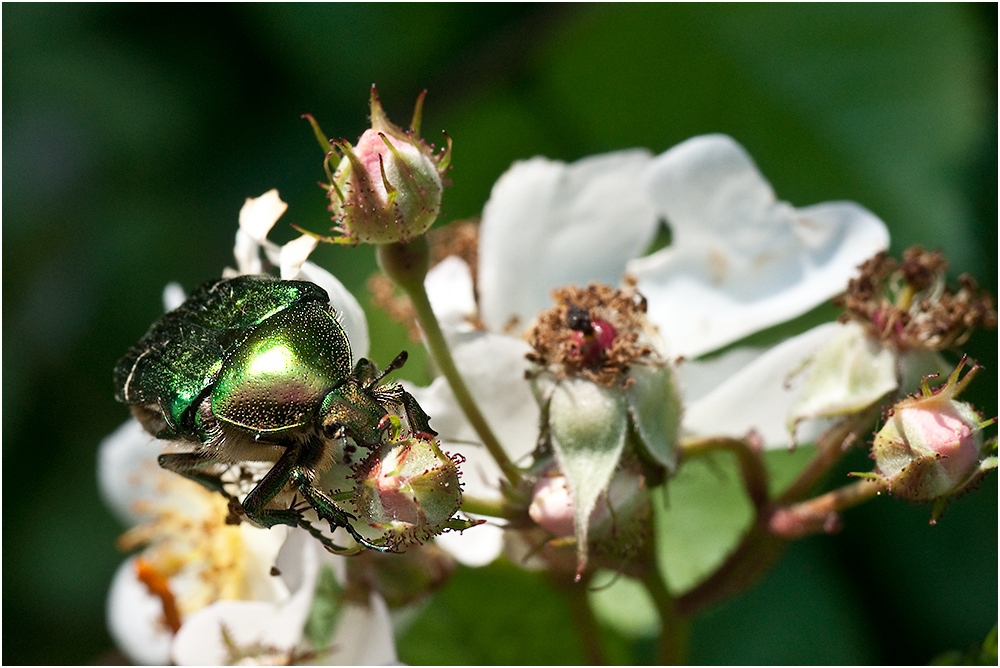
[640,559,689,665]
[560,576,608,665]
[459,493,517,519]
[376,240,524,489]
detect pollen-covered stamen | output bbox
[117,473,265,621]
[526,283,657,387]
[836,246,997,351]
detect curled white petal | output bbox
[238,189,287,244]
[682,322,842,449]
[232,228,264,276]
[788,320,898,427]
[426,256,478,334]
[630,134,889,359]
[161,282,186,312]
[478,149,658,332]
[295,260,370,362]
[278,234,320,280]
[326,592,398,665]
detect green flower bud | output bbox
[306,86,451,245]
[857,357,997,520]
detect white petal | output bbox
[404,332,538,502]
[161,282,186,312]
[238,189,287,243]
[682,322,842,449]
[674,347,765,406]
[106,557,173,665]
[433,520,505,567]
[233,228,264,276]
[97,419,163,526]
[478,149,658,332]
[426,256,478,333]
[326,593,397,665]
[170,530,320,665]
[630,134,889,358]
[278,234,320,280]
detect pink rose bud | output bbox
[306,85,450,245]
[859,357,997,519]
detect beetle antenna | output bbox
[365,351,409,390]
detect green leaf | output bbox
[625,364,682,471]
[587,571,659,639]
[654,447,816,593]
[548,377,628,574]
[303,565,344,650]
[397,562,590,665]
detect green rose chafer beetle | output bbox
[114,274,434,553]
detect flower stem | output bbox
[558,576,608,665]
[376,239,524,489]
[640,558,689,665]
[768,479,880,539]
[777,406,880,505]
[459,493,518,519]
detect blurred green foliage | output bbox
[4,4,996,664]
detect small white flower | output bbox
[409,135,890,565]
[99,419,292,664]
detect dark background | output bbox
[4,4,997,664]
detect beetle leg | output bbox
[157,452,232,498]
[240,445,304,528]
[399,389,437,437]
[288,469,395,553]
[294,516,361,555]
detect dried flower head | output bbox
[836,246,997,351]
[526,283,660,387]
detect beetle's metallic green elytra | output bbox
[114,275,434,553]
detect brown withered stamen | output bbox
[526,283,656,387]
[835,246,997,351]
[368,273,422,342]
[430,219,480,282]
